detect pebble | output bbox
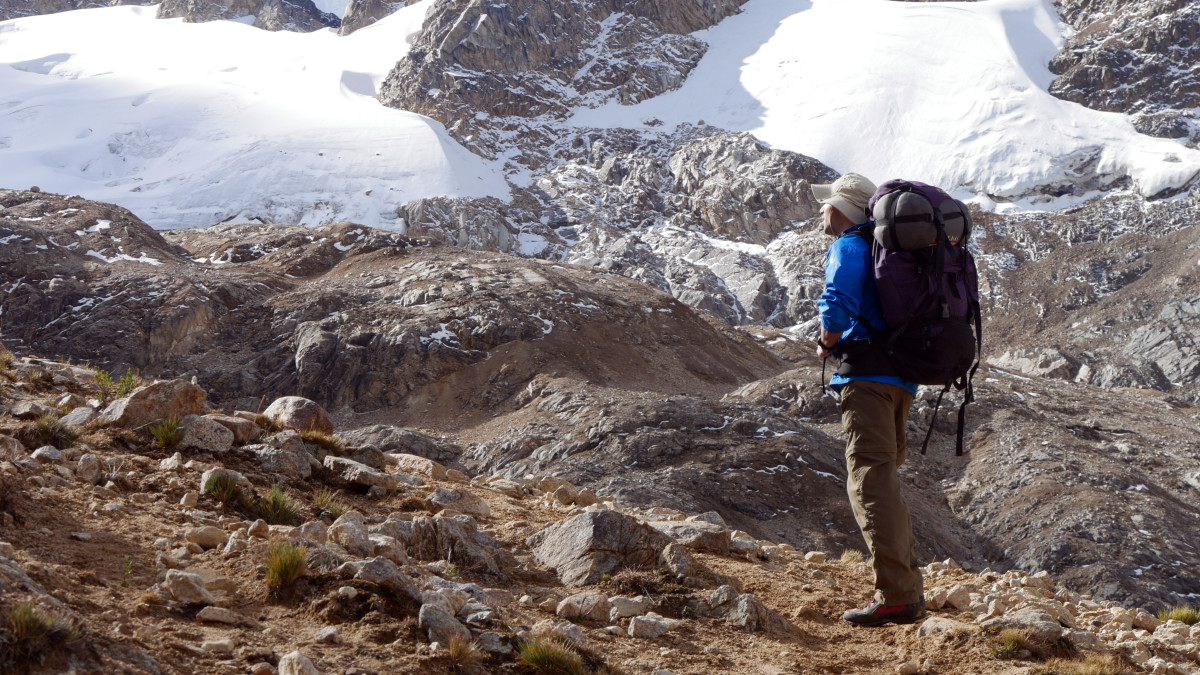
[247,519,270,537]
[314,626,340,644]
[803,551,826,563]
[197,606,240,624]
[180,491,199,508]
[201,639,234,655]
[895,661,919,675]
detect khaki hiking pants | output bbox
[839,380,923,605]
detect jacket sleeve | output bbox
[818,238,867,334]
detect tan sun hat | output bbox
[812,172,877,224]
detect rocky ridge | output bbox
[0,0,339,29]
[1049,0,1200,146]
[0,365,1198,674]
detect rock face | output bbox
[378,0,748,153]
[525,511,673,586]
[0,0,338,31]
[1049,0,1200,147]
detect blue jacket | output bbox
[819,223,918,396]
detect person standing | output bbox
[812,172,926,626]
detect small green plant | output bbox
[34,413,78,450]
[202,472,245,506]
[252,414,282,433]
[298,428,344,454]
[122,556,133,587]
[94,367,114,402]
[258,485,300,525]
[443,562,460,579]
[264,540,307,592]
[517,634,584,675]
[445,636,480,667]
[115,368,138,398]
[1157,605,1200,625]
[1031,655,1123,675]
[313,489,346,518]
[839,549,864,564]
[148,416,183,448]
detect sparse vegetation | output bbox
[25,369,51,390]
[33,413,78,449]
[252,414,282,433]
[94,367,138,403]
[987,627,1075,661]
[839,549,864,564]
[258,485,301,525]
[148,416,184,448]
[396,496,432,512]
[313,489,347,518]
[443,562,460,579]
[445,636,480,667]
[299,428,344,454]
[0,600,78,667]
[203,472,245,506]
[122,556,133,587]
[0,348,14,376]
[517,634,584,675]
[1156,605,1200,624]
[264,540,307,592]
[1031,655,1124,675]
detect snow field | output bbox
[0,1,508,229]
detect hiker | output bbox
[812,172,926,626]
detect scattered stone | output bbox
[0,435,25,462]
[388,453,448,480]
[445,468,469,482]
[262,397,333,434]
[277,650,321,675]
[314,626,340,644]
[163,569,215,605]
[944,584,973,610]
[180,492,199,508]
[526,510,672,586]
[476,631,511,656]
[186,526,228,550]
[723,593,793,634]
[97,379,206,429]
[31,446,65,463]
[659,543,695,579]
[629,613,671,639]
[419,602,471,645]
[60,406,96,429]
[426,487,490,517]
[247,519,270,538]
[197,606,240,624]
[11,401,57,420]
[895,661,920,675]
[490,479,527,499]
[804,551,826,563]
[204,414,261,444]
[75,453,102,485]
[609,596,650,621]
[160,453,184,471]
[202,639,234,655]
[981,608,1064,645]
[253,446,312,480]
[180,414,234,453]
[556,593,612,622]
[323,456,397,492]
[369,534,409,565]
[70,532,92,542]
[328,511,373,558]
[350,557,422,604]
[918,617,976,636]
[648,521,731,555]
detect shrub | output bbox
[839,549,864,564]
[988,627,1074,660]
[34,413,78,450]
[264,540,307,592]
[0,349,13,375]
[0,600,78,666]
[445,636,480,667]
[1157,605,1200,625]
[114,368,138,398]
[298,429,343,454]
[93,368,115,402]
[203,472,245,506]
[258,485,301,525]
[149,416,183,448]
[396,496,432,512]
[517,634,584,675]
[313,489,347,518]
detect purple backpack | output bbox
[837,180,982,455]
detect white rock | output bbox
[944,584,973,610]
[31,446,65,463]
[328,511,372,558]
[180,491,199,508]
[278,650,321,675]
[185,525,227,550]
[163,570,214,605]
[75,453,102,485]
[803,551,826,563]
[895,661,919,675]
[628,614,671,639]
[314,626,340,644]
[197,606,240,624]
[202,639,234,655]
[609,595,650,621]
[181,414,234,453]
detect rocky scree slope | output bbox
[4,190,1200,612]
[0,367,1198,674]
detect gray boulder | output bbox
[649,520,730,555]
[97,379,206,429]
[427,487,491,517]
[419,602,471,645]
[526,511,673,586]
[378,515,500,575]
[349,557,421,604]
[163,570,215,605]
[59,406,96,429]
[204,414,261,445]
[981,608,1064,645]
[323,456,397,492]
[262,396,333,434]
[328,511,373,559]
[181,414,234,453]
[253,446,313,480]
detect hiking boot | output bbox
[842,597,926,626]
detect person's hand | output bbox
[816,342,834,359]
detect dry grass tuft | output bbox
[839,549,864,564]
[252,414,282,433]
[517,634,584,675]
[0,600,79,667]
[298,429,344,454]
[258,485,301,525]
[395,496,434,513]
[313,489,347,518]
[1157,605,1200,625]
[148,416,183,448]
[988,627,1075,661]
[33,413,78,450]
[1031,655,1125,675]
[202,472,246,506]
[445,636,480,667]
[264,539,307,593]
